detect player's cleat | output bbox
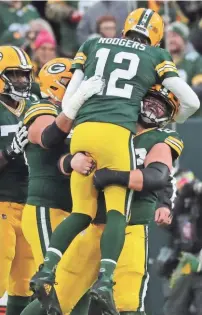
[90,277,119,315]
[30,265,62,315]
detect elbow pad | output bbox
[141,162,170,191]
[41,121,68,148]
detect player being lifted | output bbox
[30,8,199,315]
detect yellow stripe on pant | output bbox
[0,202,35,297]
[71,122,135,220]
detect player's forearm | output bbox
[41,119,70,149]
[55,113,73,133]
[157,176,174,210]
[94,162,170,191]
[162,77,200,123]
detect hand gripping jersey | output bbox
[94,127,184,225]
[72,37,179,133]
[23,97,72,212]
[0,99,30,203]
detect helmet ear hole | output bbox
[50,86,58,91]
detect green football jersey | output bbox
[72,37,179,133]
[94,127,184,225]
[0,99,30,204]
[23,100,72,212]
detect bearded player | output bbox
[30,8,199,315]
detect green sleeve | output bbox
[157,128,184,160]
[155,49,179,82]
[71,38,97,72]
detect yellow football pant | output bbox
[0,202,35,297]
[71,122,135,220]
[22,205,148,313]
[22,205,69,267]
[56,224,149,313]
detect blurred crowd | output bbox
[2,0,202,116]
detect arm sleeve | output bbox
[157,175,176,210]
[23,102,58,128]
[162,77,200,123]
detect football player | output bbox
[30,8,198,315]
[20,57,104,315]
[0,46,36,315]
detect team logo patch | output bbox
[0,52,3,61]
[48,63,66,74]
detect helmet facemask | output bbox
[139,95,172,128]
[2,68,33,101]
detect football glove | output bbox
[2,122,28,161]
[62,75,105,119]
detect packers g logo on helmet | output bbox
[47,63,66,74]
[39,58,73,103]
[123,8,164,46]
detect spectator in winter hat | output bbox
[32,29,57,80]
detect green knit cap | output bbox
[168,21,190,41]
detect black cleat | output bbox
[30,265,62,315]
[90,278,119,315]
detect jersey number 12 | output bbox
[95,48,140,99]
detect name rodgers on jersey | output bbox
[98,37,146,51]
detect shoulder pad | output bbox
[24,102,58,127]
[157,128,184,159]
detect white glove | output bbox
[3,122,29,161]
[63,75,105,119]
[11,121,29,154]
